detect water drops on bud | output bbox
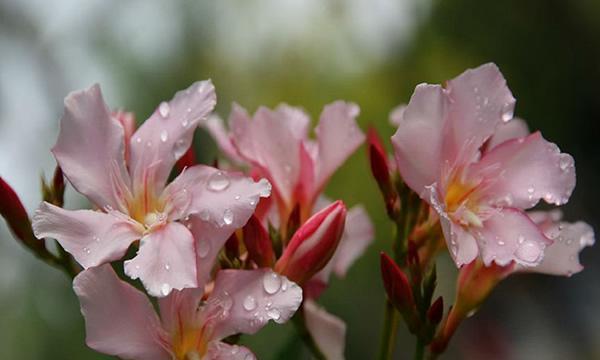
[263,272,281,294]
[207,171,230,192]
[158,102,170,118]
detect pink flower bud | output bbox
[427,296,444,325]
[380,252,416,314]
[275,201,346,284]
[367,127,398,218]
[243,215,275,268]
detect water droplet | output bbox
[234,195,241,200]
[527,187,534,194]
[135,137,142,143]
[221,292,233,311]
[243,295,257,311]
[161,283,171,296]
[173,139,187,158]
[181,119,189,128]
[146,140,153,148]
[263,272,281,294]
[501,103,514,122]
[498,240,505,246]
[198,240,211,258]
[258,178,272,197]
[281,281,288,292]
[559,154,572,171]
[517,235,525,244]
[231,345,239,355]
[164,263,170,271]
[515,240,541,263]
[267,309,281,321]
[93,236,100,243]
[135,265,140,270]
[223,209,234,225]
[566,239,573,245]
[207,171,230,192]
[199,209,210,221]
[160,130,168,142]
[83,247,91,254]
[244,353,255,360]
[158,102,170,117]
[186,107,192,113]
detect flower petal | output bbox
[486,117,529,150]
[53,84,130,210]
[32,202,140,268]
[391,84,448,194]
[442,63,516,168]
[205,342,255,360]
[158,288,204,335]
[202,269,302,340]
[313,101,365,193]
[440,215,478,267]
[129,81,216,194]
[476,208,551,266]
[73,265,170,360]
[124,222,197,297]
[202,114,244,163]
[330,205,374,278]
[304,300,346,360]
[471,132,576,209]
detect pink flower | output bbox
[73,264,302,360]
[392,63,579,268]
[32,82,271,296]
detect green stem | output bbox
[293,305,326,360]
[378,298,400,360]
[414,338,425,360]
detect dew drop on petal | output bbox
[164,263,170,271]
[517,235,525,244]
[93,236,100,243]
[199,209,210,221]
[207,171,230,192]
[243,295,257,311]
[161,283,171,296]
[258,178,272,197]
[263,272,281,294]
[231,345,239,355]
[173,139,187,158]
[267,309,281,321]
[135,137,142,143]
[146,140,153,148]
[244,353,255,360]
[160,130,168,143]
[223,209,234,225]
[181,119,189,128]
[158,102,170,118]
[198,240,211,258]
[501,103,514,122]
[83,247,91,254]
[515,240,541,263]
[221,292,233,311]
[234,195,241,200]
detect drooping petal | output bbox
[304,300,346,360]
[471,132,576,209]
[229,104,306,207]
[313,101,365,193]
[475,208,551,266]
[391,84,448,195]
[124,222,197,297]
[442,63,516,169]
[52,84,131,210]
[486,117,529,150]
[202,114,245,163]
[201,269,302,341]
[73,265,171,360]
[330,205,374,278]
[32,202,140,268]
[205,342,255,360]
[163,165,271,227]
[129,81,216,194]
[440,216,479,267]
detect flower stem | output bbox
[293,305,326,360]
[414,338,425,360]
[378,298,400,360]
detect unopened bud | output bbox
[367,127,398,218]
[275,201,346,284]
[175,147,197,174]
[380,252,416,314]
[242,215,275,268]
[427,296,444,325]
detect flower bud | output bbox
[243,215,275,268]
[380,252,416,315]
[112,110,136,163]
[175,147,197,174]
[427,296,444,325]
[367,127,399,218]
[275,201,346,285]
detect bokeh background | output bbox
[1,0,599,359]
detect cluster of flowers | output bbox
[0,63,593,359]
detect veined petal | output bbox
[475,208,551,266]
[124,222,197,297]
[129,81,216,194]
[442,63,516,170]
[73,265,170,360]
[201,269,302,341]
[304,300,346,360]
[32,202,140,268]
[472,132,576,209]
[53,84,130,210]
[313,101,364,194]
[158,288,204,336]
[440,216,479,267]
[391,84,448,195]
[486,117,529,150]
[205,342,255,360]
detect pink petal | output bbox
[163,165,271,227]
[205,342,255,360]
[124,222,197,297]
[331,205,374,278]
[391,84,448,194]
[440,216,479,267]
[158,288,204,335]
[389,104,407,127]
[486,117,529,150]
[202,114,245,163]
[202,269,302,340]
[313,101,365,194]
[475,208,551,266]
[129,81,216,194]
[32,202,140,268]
[53,84,131,210]
[442,63,516,169]
[229,103,307,206]
[304,300,346,360]
[73,265,170,360]
[471,132,576,209]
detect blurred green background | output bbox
[1,0,599,359]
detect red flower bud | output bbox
[427,296,444,325]
[242,215,275,267]
[380,252,416,314]
[275,201,346,284]
[175,146,197,174]
[367,127,398,218]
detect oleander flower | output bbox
[73,265,302,360]
[392,63,578,268]
[32,82,271,296]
